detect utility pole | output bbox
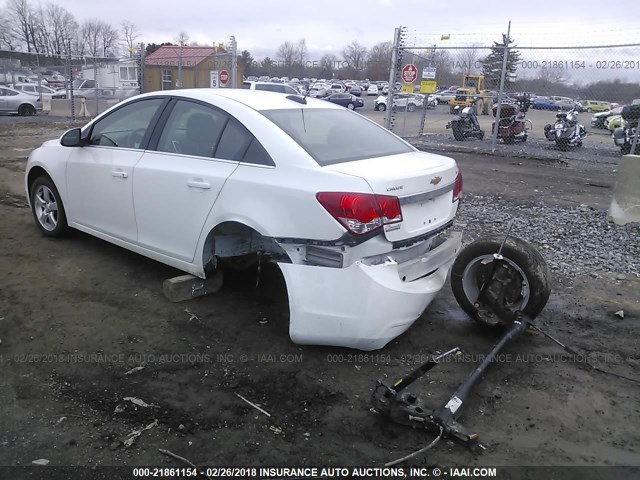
[177,41,184,88]
[491,20,511,151]
[229,35,237,88]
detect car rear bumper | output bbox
[279,231,462,351]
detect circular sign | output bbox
[401,64,418,84]
[219,70,229,85]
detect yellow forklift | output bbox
[448,74,492,115]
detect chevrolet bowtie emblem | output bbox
[430,176,442,185]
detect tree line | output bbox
[0,0,140,57]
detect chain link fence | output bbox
[386,26,640,158]
[0,46,144,119]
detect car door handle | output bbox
[111,169,128,178]
[187,180,211,189]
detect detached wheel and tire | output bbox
[18,104,36,116]
[30,176,69,237]
[450,236,551,329]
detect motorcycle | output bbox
[543,108,586,151]
[492,101,532,144]
[612,104,640,155]
[446,97,484,141]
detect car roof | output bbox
[135,88,343,111]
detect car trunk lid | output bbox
[324,151,459,242]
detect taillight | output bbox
[452,171,463,202]
[316,192,402,235]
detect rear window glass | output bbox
[262,108,413,166]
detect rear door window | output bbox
[156,100,227,157]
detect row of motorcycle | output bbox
[445,95,589,151]
[445,95,640,155]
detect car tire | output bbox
[450,235,551,329]
[347,103,355,110]
[407,104,416,112]
[18,104,36,116]
[503,136,515,144]
[30,175,69,237]
[378,104,386,111]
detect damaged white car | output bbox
[25,89,463,350]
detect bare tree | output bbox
[174,31,189,46]
[99,22,118,56]
[6,0,37,52]
[41,3,77,55]
[366,41,392,80]
[537,67,565,84]
[454,44,481,75]
[320,53,338,76]
[342,40,368,72]
[0,12,18,50]
[276,41,296,66]
[81,20,101,57]
[295,38,307,65]
[121,21,140,57]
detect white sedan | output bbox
[25,89,462,350]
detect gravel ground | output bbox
[454,193,640,278]
[411,133,622,165]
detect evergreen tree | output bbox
[480,35,521,88]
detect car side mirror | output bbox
[60,127,84,147]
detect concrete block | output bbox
[609,154,640,225]
[162,271,223,303]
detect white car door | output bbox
[66,97,165,242]
[133,99,247,262]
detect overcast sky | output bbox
[49,0,639,58]
[42,1,640,82]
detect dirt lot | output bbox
[0,120,639,476]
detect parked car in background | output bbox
[374,93,423,112]
[24,88,463,350]
[242,81,299,94]
[367,85,379,96]
[583,100,611,113]
[432,87,458,105]
[349,86,362,97]
[0,86,39,115]
[314,88,332,99]
[531,97,558,110]
[11,83,66,100]
[323,93,364,110]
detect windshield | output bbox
[262,108,413,166]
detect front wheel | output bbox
[30,176,69,237]
[378,103,386,111]
[407,104,416,112]
[451,236,551,329]
[347,103,355,110]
